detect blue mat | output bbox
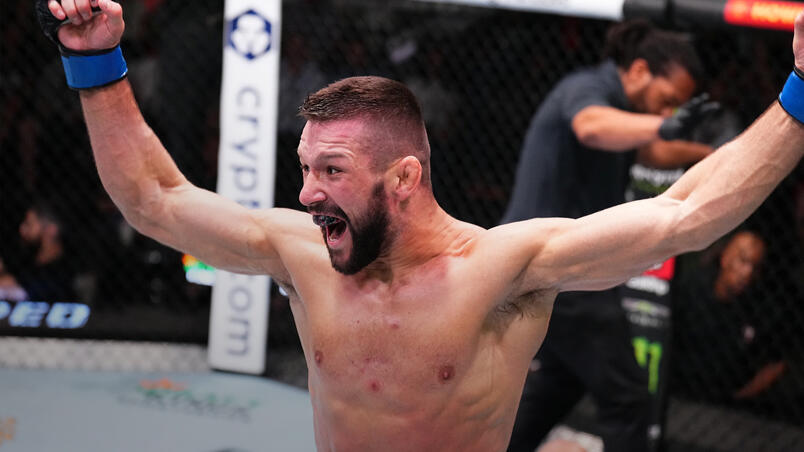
[0,369,315,451]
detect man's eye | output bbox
[300,164,309,173]
[326,167,341,175]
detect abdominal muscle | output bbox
[282,244,554,451]
[304,329,533,452]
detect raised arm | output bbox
[43,0,314,276]
[81,81,312,275]
[509,16,804,294]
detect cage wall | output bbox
[1,0,802,450]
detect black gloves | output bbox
[34,0,101,52]
[33,0,127,90]
[658,93,721,141]
[35,0,63,45]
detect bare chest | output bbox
[303,280,489,401]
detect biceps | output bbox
[537,198,682,292]
[134,185,300,275]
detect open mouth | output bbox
[312,215,347,244]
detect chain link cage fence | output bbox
[1,0,803,450]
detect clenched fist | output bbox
[37,0,124,52]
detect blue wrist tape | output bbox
[779,69,804,124]
[60,45,128,90]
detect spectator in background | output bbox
[671,230,783,404]
[2,202,76,302]
[503,19,714,452]
[0,258,28,302]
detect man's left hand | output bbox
[658,94,721,141]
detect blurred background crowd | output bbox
[1,0,802,450]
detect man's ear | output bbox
[624,58,652,90]
[390,156,422,200]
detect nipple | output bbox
[439,365,455,382]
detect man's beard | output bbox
[317,183,391,275]
[20,238,42,266]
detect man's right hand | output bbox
[41,0,124,51]
[793,11,804,74]
[658,93,721,141]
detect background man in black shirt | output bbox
[504,20,714,452]
[0,201,76,302]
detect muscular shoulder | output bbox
[554,61,626,112]
[558,61,620,94]
[254,207,319,239]
[250,208,327,282]
[447,223,560,327]
[471,218,572,294]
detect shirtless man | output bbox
[40,1,804,450]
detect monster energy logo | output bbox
[633,336,663,394]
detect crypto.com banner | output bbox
[209,1,281,374]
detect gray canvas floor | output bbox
[0,368,315,452]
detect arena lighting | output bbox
[416,0,626,20]
[724,0,804,31]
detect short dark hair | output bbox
[30,199,61,229]
[604,19,704,83]
[299,76,431,186]
[28,199,68,244]
[299,76,424,125]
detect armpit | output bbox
[485,289,556,332]
[272,276,297,298]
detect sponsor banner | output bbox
[675,0,803,31]
[210,0,281,374]
[419,0,804,31]
[622,0,668,22]
[621,256,677,441]
[0,300,90,330]
[1,369,316,451]
[724,0,804,31]
[416,0,626,20]
[117,377,260,422]
[672,0,727,26]
[625,163,685,202]
[624,275,670,296]
[622,258,677,300]
[643,256,676,281]
[622,297,671,328]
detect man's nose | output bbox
[299,174,326,206]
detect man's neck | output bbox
[35,241,63,266]
[356,199,474,284]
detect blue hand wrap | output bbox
[60,45,128,90]
[779,68,804,124]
